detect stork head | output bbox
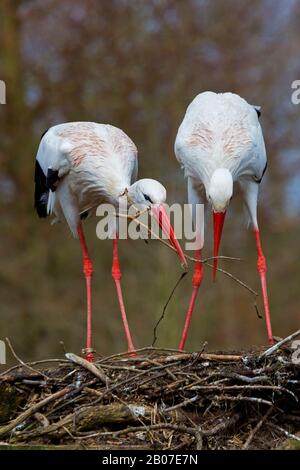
[207,169,233,280]
[127,179,187,268]
[208,168,233,213]
[128,178,167,206]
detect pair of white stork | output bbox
[35,92,273,361]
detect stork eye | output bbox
[143,193,153,203]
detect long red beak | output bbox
[213,210,226,280]
[151,204,187,269]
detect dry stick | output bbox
[138,352,243,365]
[205,263,258,297]
[186,384,297,401]
[184,372,269,389]
[34,412,50,428]
[0,372,47,383]
[15,412,74,439]
[214,395,273,406]
[177,344,208,373]
[5,337,50,380]
[164,395,199,412]
[118,212,242,269]
[198,255,241,263]
[128,215,258,296]
[23,405,139,440]
[243,407,273,449]
[65,353,110,384]
[96,346,188,364]
[117,212,177,254]
[219,373,270,384]
[269,424,300,443]
[84,387,102,397]
[46,383,96,416]
[0,359,69,378]
[138,357,177,381]
[206,261,261,321]
[73,361,182,412]
[76,423,203,449]
[125,214,254,284]
[94,363,144,372]
[40,379,97,423]
[94,347,242,366]
[114,361,181,391]
[152,271,187,347]
[0,386,72,438]
[203,413,240,437]
[259,329,300,360]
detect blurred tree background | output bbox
[0,0,299,364]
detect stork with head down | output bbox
[35,122,187,361]
[175,91,273,350]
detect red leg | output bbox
[179,249,204,351]
[112,236,135,353]
[254,229,274,344]
[77,224,94,362]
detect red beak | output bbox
[213,210,226,280]
[151,204,187,269]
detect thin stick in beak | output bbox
[151,204,187,269]
[213,210,226,280]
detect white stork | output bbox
[175,91,273,349]
[35,122,187,361]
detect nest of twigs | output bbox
[0,332,300,450]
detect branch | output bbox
[65,353,110,385]
[243,407,273,449]
[259,330,300,360]
[0,386,72,438]
[5,338,50,380]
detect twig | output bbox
[94,347,242,365]
[139,352,242,365]
[152,271,187,347]
[214,395,274,406]
[178,344,208,371]
[65,353,110,384]
[5,338,50,380]
[187,384,297,401]
[0,386,72,438]
[206,264,258,297]
[203,413,240,436]
[243,407,273,449]
[95,363,143,372]
[259,330,300,360]
[74,361,183,409]
[117,213,183,261]
[0,359,69,378]
[34,413,50,428]
[76,422,202,444]
[22,379,47,386]
[15,413,73,439]
[199,255,241,263]
[164,395,199,412]
[186,371,270,385]
[269,423,300,443]
[118,211,241,264]
[118,212,258,297]
[138,357,177,381]
[96,346,188,363]
[222,373,270,384]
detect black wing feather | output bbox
[34,160,48,218]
